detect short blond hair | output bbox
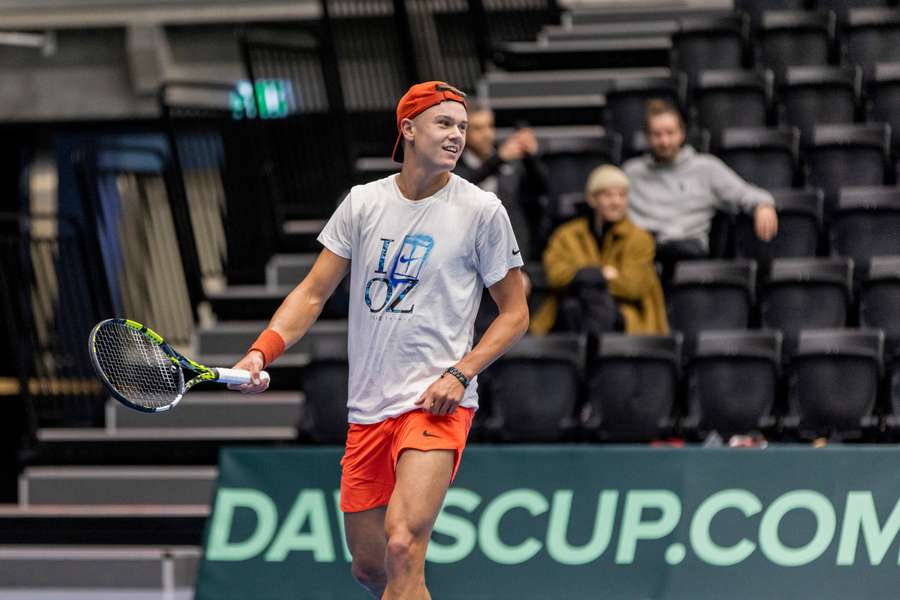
[585,164,629,197]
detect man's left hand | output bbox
[754,204,778,241]
[415,370,467,416]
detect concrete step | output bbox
[0,545,199,590]
[265,253,317,287]
[195,319,347,358]
[564,6,732,27]
[493,38,672,72]
[207,284,348,319]
[481,66,671,99]
[20,466,217,507]
[107,391,303,430]
[0,505,207,544]
[354,156,398,185]
[32,426,297,466]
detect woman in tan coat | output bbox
[531,164,669,335]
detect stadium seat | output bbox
[683,329,781,438]
[859,256,900,358]
[297,331,349,444]
[483,334,583,442]
[760,257,853,355]
[667,260,757,354]
[758,10,836,78]
[805,123,891,214]
[540,133,623,221]
[785,328,883,439]
[831,186,900,275]
[694,69,774,141]
[583,333,681,441]
[734,188,823,265]
[779,65,862,144]
[844,8,900,76]
[718,126,800,189]
[867,62,900,151]
[604,75,687,156]
[671,14,750,86]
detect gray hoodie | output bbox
[623,145,775,249]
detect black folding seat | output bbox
[718,126,800,189]
[867,63,900,152]
[785,328,883,439]
[667,260,757,354]
[583,334,681,441]
[298,332,349,444]
[541,134,622,197]
[844,8,900,77]
[805,123,890,214]
[874,261,900,434]
[758,10,836,78]
[694,69,774,141]
[604,75,687,156]
[734,188,823,264]
[760,257,853,354]
[779,65,862,144]
[483,333,582,442]
[859,256,900,359]
[672,14,749,86]
[831,186,900,274]
[683,330,781,438]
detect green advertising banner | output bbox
[196,447,900,600]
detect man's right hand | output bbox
[498,136,525,162]
[227,350,269,394]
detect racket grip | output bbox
[215,368,271,386]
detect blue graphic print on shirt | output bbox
[364,234,434,314]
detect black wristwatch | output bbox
[443,366,470,389]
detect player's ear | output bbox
[400,117,415,142]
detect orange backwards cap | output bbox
[391,81,467,163]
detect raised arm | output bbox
[229,248,350,392]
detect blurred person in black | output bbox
[454,99,547,262]
[456,100,550,336]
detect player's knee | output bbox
[385,530,417,565]
[351,559,386,590]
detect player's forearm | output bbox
[266,281,329,348]
[454,304,529,380]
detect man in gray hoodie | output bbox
[623,99,778,281]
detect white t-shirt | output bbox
[317,173,523,424]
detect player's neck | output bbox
[396,162,451,201]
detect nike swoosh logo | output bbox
[512,249,520,255]
[423,430,442,439]
[399,256,419,264]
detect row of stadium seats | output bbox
[293,327,900,445]
[482,328,897,444]
[503,6,900,80]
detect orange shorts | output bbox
[339,407,474,513]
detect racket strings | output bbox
[92,321,183,409]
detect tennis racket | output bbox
[88,318,270,413]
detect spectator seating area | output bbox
[452,0,900,444]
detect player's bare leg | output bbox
[344,506,388,598]
[382,449,454,600]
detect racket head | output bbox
[88,318,190,413]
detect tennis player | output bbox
[230,81,529,599]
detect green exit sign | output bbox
[230,79,294,120]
